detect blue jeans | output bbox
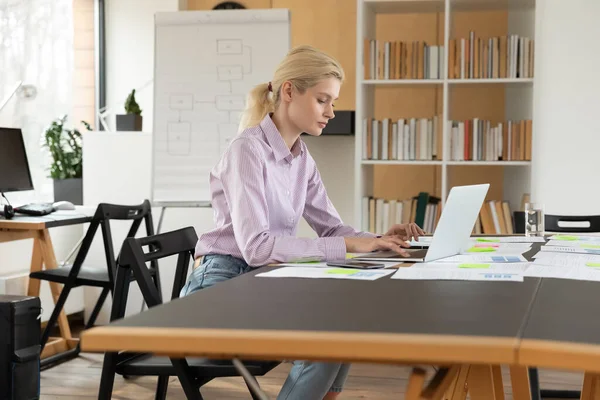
[180,254,351,399]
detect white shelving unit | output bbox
[354,0,536,229]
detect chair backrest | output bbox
[109,226,198,322]
[71,199,157,290]
[545,214,600,233]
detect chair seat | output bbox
[115,355,276,378]
[30,265,111,287]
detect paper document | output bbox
[546,240,600,248]
[532,252,600,267]
[461,243,531,254]
[548,234,600,242]
[539,246,600,255]
[408,236,543,247]
[436,254,527,263]
[473,236,546,243]
[275,260,404,269]
[524,264,600,282]
[392,268,523,282]
[411,262,530,273]
[256,267,395,280]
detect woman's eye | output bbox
[318,99,325,104]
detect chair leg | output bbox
[98,352,119,400]
[155,376,169,400]
[170,358,203,400]
[528,367,541,400]
[40,284,73,349]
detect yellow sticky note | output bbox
[476,238,500,243]
[346,254,357,259]
[459,263,491,269]
[554,235,578,241]
[326,268,358,275]
[586,262,600,268]
[467,247,496,253]
[581,244,600,249]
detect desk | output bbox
[520,278,600,398]
[82,263,543,398]
[0,210,93,361]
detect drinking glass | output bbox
[525,202,544,237]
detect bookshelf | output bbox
[355,0,535,234]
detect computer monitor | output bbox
[0,128,34,193]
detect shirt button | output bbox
[286,190,290,196]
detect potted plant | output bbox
[43,116,91,204]
[116,89,143,131]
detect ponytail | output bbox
[238,45,344,132]
[238,82,274,132]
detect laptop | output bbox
[354,183,490,263]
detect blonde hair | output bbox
[238,45,345,131]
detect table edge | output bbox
[519,339,600,373]
[81,327,518,365]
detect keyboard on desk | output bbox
[15,203,55,216]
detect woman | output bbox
[181,45,424,400]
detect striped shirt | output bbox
[195,113,375,267]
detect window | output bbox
[0,0,74,205]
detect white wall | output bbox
[104,0,357,232]
[531,0,600,215]
[105,0,187,132]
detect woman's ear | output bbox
[280,80,293,103]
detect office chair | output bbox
[527,214,600,400]
[29,200,161,368]
[97,226,278,400]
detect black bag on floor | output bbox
[0,295,41,400]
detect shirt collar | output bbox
[260,113,305,162]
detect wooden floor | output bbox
[41,353,586,399]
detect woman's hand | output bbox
[383,223,425,241]
[344,236,411,256]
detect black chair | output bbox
[528,214,600,400]
[30,200,161,368]
[97,226,279,400]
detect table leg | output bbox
[34,229,77,361]
[581,373,600,400]
[510,366,532,400]
[466,365,499,400]
[26,237,43,297]
[446,365,470,400]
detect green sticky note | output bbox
[459,263,491,269]
[297,260,321,264]
[554,235,578,241]
[586,262,600,268]
[467,247,496,253]
[326,268,358,275]
[581,244,600,249]
[476,238,500,243]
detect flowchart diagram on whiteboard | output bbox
[151,9,290,206]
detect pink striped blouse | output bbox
[195,113,375,267]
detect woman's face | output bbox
[287,77,340,137]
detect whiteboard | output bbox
[151,9,290,206]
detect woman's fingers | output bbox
[379,237,410,256]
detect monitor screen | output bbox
[0,128,34,193]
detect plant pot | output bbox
[116,114,143,131]
[53,178,83,205]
